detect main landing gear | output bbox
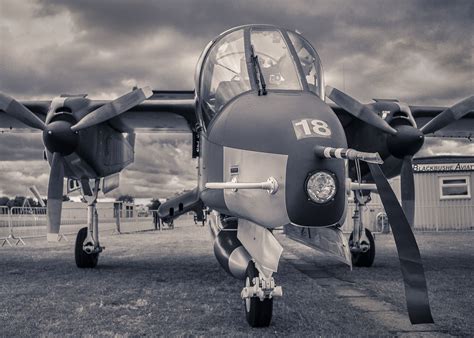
[349,190,375,267]
[75,179,103,268]
[241,261,282,327]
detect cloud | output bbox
[2,0,472,102]
[417,138,474,158]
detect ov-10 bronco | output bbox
[1,24,473,327]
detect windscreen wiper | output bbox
[250,45,267,96]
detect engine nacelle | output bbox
[211,215,251,280]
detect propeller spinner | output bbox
[43,117,80,155]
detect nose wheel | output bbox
[242,261,275,327]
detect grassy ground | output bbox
[0,217,472,336]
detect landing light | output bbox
[306,171,337,203]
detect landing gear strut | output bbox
[241,261,282,327]
[75,179,103,268]
[349,190,375,267]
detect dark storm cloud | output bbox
[0,133,44,161]
[417,138,474,158]
[3,0,473,102]
[1,0,473,197]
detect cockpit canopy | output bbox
[196,25,325,127]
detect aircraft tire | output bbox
[243,261,273,327]
[75,227,99,268]
[349,228,375,267]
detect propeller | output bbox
[400,155,415,227]
[368,162,433,324]
[328,87,474,224]
[325,86,398,135]
[0,87,152,239]
[420,96,474,135]
[47,152,65,240]
[71,86,153,131]
[328,89,473,323]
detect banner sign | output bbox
[413,162,474,173]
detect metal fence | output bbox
[1,201,473,245]
[1,205,161,246]
[0,206,11,239]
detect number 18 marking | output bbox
[292,119,332,140]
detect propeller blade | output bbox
[0,92,46,130]
[326,86,398,136]
[47,152,65,241]
[71,86,153,131]
[401,155,415,227]
[368,162,433,324]
[420,95,474,135]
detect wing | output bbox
[0,90,196,133]
[410,105,474,138]
[108,90,196,133]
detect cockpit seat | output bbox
[215,80,247,111]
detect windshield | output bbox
[198,26,325,129]
[200,29,251,126]
[250,29,301,90]
[288,31,324,97]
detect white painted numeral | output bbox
[311,119,331,136]
[293,119,332,138]
[294,119,312,135]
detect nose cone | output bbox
[42,119,79,155]
[387,125,424,158]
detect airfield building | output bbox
[344,155,474,232]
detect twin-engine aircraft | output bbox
[1,24,473,327]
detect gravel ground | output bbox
[0,217,472,336]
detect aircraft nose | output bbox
[42,119,79,155]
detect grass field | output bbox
[1,217,473,336]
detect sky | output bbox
[0,0,473,200]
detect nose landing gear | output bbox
[350,190,375,267]
[241,261,282,327]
